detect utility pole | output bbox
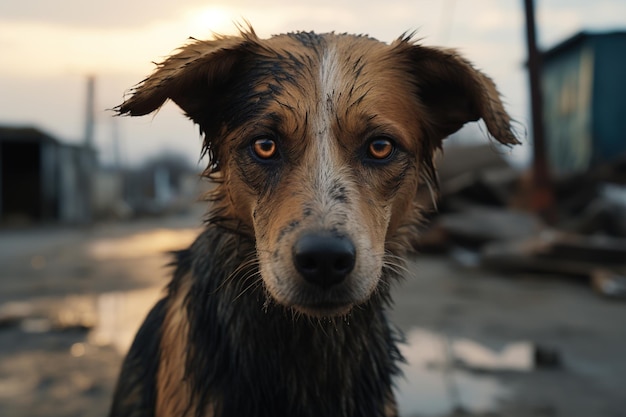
[523,0,555,221]
[85,76,95,149]
[82,75,97,223]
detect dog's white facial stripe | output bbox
[319,45,341,109]
[313,45,343,204]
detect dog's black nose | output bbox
[293,233,356,288]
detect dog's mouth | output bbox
[263,274,378,318]
[285,290,365,317]
[291,301,354,318]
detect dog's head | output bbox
[118,26,519,317]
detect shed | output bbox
[0,126,94,225]
[541,31,626,176]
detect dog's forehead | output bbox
[246,30,416,108]
[242,31,421,149]
[285,31,381,45]
[240,31,414,108]
[261,31,389,58]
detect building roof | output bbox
[0,125,60,144]
[541,30,626,61]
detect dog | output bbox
[109,25,518,417]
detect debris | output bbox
[452,339,535,372]
[0,296,97,333]
[453,340,561,372]
[21,318,52,333]
[591,269,626,299]
[415,144,520,214]
[533,345,561,369]
[437,144,520,209]
[481,231,626,279]
[449,247,482,268]
[0,301,35,329]
[437,207,545,248]
[567,183,626,237]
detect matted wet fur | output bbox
[109,25,519,417]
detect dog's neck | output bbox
[172,225,402,417]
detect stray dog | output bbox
[109,25,518,417]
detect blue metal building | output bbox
[541,31,626,176]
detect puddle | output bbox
[395,328,535,416]
[3,283,552,417]
[0,288,163,355]
[88,287,163,353]
[0,296,97,333]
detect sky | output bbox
[1,0,625,168]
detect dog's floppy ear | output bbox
[404,43,520,146]
[116,31,253,122]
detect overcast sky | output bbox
[1,0,625,167]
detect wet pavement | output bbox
[1,207,625,417]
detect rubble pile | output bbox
[418,144,626,299]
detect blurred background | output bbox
[0,1,625,416]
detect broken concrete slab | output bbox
[436,207,545,247]
[481,231,626,279]
[415,144,521,213]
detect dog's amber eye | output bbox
[367,138,394,160]
[252,137,278,160]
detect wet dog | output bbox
[109,25,518,417]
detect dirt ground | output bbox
[0,205,624,417]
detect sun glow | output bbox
[185,6,238,38]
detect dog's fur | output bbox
[109,26,519,417]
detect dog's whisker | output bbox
[382,252,411,276]
[232,273,263,302]
[212,256,259,294]
[420,167,440,212]
[316,317,331,336]
[382,261,410,277]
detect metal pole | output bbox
[523,0,555,220]
[82,75,96,223]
